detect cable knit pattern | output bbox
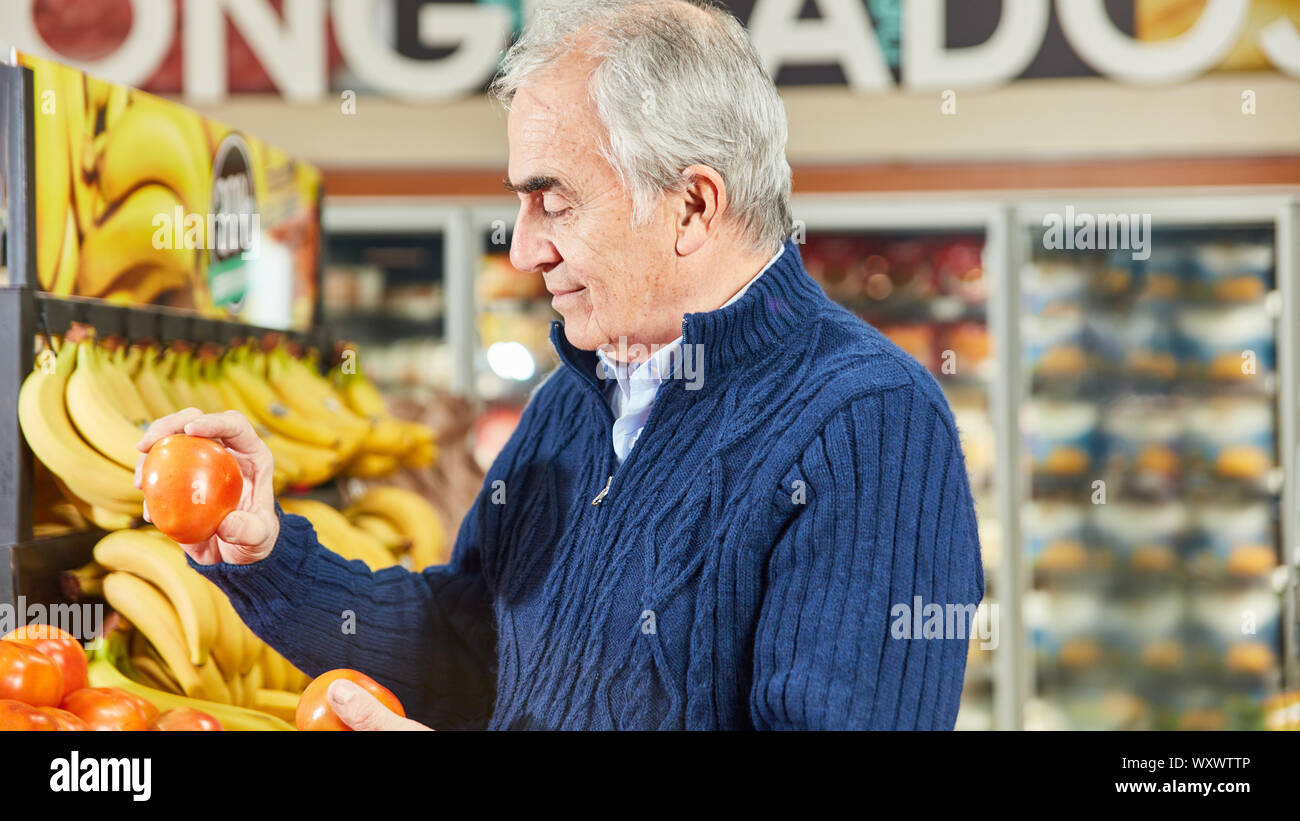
[189,239,984,730]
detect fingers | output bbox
[182,410,265,457]
[214,510,275,562]
[327,681,431,731]
[137,407,204,452]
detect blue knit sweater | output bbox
[191,239,985,730]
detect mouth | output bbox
[546,283,585,297]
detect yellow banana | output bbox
[267,348,371,439]
[128,653,182,694]
[95,342,153,425]
[95,94,209,218]
[198,576,246,681]
[349,513,410,554]
[50,474,136,530]
[64,68,95,243]
[238,619,261,676]
[132,346,181,420]
[99,265,191,306]
[259,644,287,692]
[161,348,204,412]
[33,61,71,292]
[241,663,264,708]
[77,184,196,297]
[88,630,294,730]
[196,658,232,705]
[343,452,399,479]
[251,689,299,723]
[227,668,245,707]
[224,357,340,449]
[51,207,80,296]
[64,339,150,468]
[101,572,204,697]
[93,529,217,667]
[280,498,398,571]
[346,486,447,571]
[17,342,143,505]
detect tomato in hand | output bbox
[0,641,64,707]
[60,687,157,731]
[296,669,405,731]
[141,434,243,544]
[37,706,90,730]
[3,624,88,700]
[0,699,59,730]
[149,707,223,731]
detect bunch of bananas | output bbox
[32,60,215,304]
[87,527,306,728]
[19,329,441,532]
[282,486,448,573]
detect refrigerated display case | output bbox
[321,202,465,399]
[792,199,1009,731]
[1015,197,1300,730]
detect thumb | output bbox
[328,680,429,731]
[216,510,272,562]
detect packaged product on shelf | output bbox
[1184,397,1275,485]
[1189,503,1277,578]
[1186,241,1273,303]
[1091,501,1187,575]
[1176,304,1275,382]
[1025,400,1099,478]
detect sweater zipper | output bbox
[592,316,691,504]
[589,315,692,508]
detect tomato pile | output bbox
[0,625,221,731]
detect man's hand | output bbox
[134,408,280,566]
[327,680,433,731]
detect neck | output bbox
[612,242,779,362]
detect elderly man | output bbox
[137,0,983,730]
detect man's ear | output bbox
[675,164,727,256]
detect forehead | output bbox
[506,60,602,190]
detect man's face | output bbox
[506,61,684,357]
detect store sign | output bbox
[1,0,1297,101]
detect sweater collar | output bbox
[549,238,825,394]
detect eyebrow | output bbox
[503,175,571,196]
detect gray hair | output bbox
[490,0,792,254]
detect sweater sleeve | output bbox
[187,498,497,730]
[749,389,984,730]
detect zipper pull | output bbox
[591,475,613,506]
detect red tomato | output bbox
[149,707,223,731]
[60,687,156,731]
[296,669,405,731]
[0,641,64,707]
[141,434,243,544]
[0,699,59,730]
[3,624,88,700]
[37,706,90,731]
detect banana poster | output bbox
[19,52,322,332]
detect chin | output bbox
[561,317,602,352]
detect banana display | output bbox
[281,486,449,572]
[30,59,211,304]
[84,527,307,728]
[19,328,441,528]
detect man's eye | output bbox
[540,195,569,218]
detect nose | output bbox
[509,204,562,274]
